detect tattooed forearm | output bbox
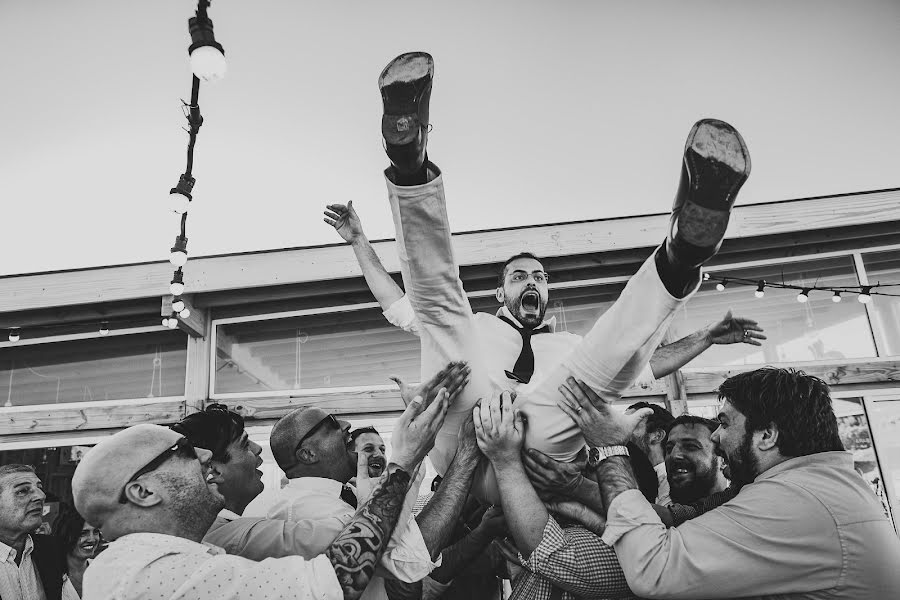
[327,465,412,600]
[594,456,639,510]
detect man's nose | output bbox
[34,486,46,501]
[250,441,262,455]
[196,447,213,465]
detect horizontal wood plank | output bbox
[1,190,898,313]
[0,399,186,436]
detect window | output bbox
[667,257,876,367]
[0,331,187,407]
[862,249,900,357]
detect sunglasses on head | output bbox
[293,414,340,455]
[118,437,197,504]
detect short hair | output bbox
[664,414,719,448]
[349,426,381,446]
[497,252,544,287]
[55,503,88,556]
[717,367,844,457]
[0,464,36,492]
[626,441,659,502]
[628,402,675,435]
[171,404,245,463]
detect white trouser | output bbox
[385,170,694,503]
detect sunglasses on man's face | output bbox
[294,414,341,455]
[118,437,198,504]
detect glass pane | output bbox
[862,249,900,357]
[865,396,900,531]
[668,256,876,367]
[0,331,187,407]
[835,397,892,522]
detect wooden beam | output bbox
[0,399,185,436]
[1,190,898,313]
[660,332,689,416]
[161,295,205,338]
[184,309,212,415]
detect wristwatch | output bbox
[586,445,630,469]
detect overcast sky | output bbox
[1,0,898,276]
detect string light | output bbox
[8,328,20,343]
[832,291,842,303]
[172,298,186,313]
[167,314,180,329]
[99,322,110,336]
[170,269,185,296]
[170,234,188,267]
[797,288,811,303]
[179,308,191,319]
[188,2,227,82]
[755,280,766,298]
[162,317,171,328]
[703,272,711,281]
[716,279,728,292]
[858,286,872,304]
[169,174,195,214]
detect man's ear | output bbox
[756,424,780,452]
[122,480,164,508]
[295,446,317,466]
[496,288,505,303]
[649,429,666,446]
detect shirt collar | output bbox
[0,535,33,563]
[217,508,242,522]
[654,462,668,477]
[496,305,556,332]
[283,476,345,497]
[113,532,224,556]
[754,450,853,482]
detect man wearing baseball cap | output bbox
[72,383,448,600]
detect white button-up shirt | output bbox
[0,535,47,600]
[268,477,438,600]
[83,532,341,600]
[653,462,671,507]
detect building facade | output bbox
[2,189,899,526]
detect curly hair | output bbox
[717,367,844,457]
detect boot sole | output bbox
[379,52,433,146]
[678,119,751,247]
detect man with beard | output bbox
[663,415,727,504]
[0,464,65,600]
[561,368,900,599]
[351,426,388,478]
[72,416,439,600]
[323,52,759,503]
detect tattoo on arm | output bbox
[594,456,639,510]
[327,466,411,600]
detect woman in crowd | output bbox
[55,505,101,599]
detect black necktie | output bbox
[340,485,358,509]
[498,315,550,384]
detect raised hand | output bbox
[545,500,607,536]
[390,388,451,471]
[556,377,652,447]
[473,390,525,467]
[522,448,586,497]
[707,310,766,346]
[390,361,470,409]
[324,201,364,244]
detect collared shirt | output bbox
[268,477,439,600]
[603,451,900,599]
[0,535,48,600]
[653,462,671,507]
[82,532,341,600]
[203,507,347,563]
[510,517,635,600]
[383,295,656,391]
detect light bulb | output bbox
[8,329,20,343]
[190,45,227,82]
[755,290,765,298]
[170,190,191,214]
[99,323,110,336]
[172,299,186,313]
[179,308,191,319]
[162,317,170,328]
[797,289,810,303]
[832,292,842,303]
[755,281,765,298]
[715,281,726,292]
[167,316,179,329]
[170,235,188,267]
[702,272,711,281]
[858,287,872,304]
[170,269,185,296]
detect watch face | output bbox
[588,447,601,466]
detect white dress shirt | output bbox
[82,532,341,600]
[0,535,47,600]
[268,477,439,600]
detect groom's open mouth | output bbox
[521,290,540,312]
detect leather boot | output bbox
[667,118,751,270]
[379,52,433,178]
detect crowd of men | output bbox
[2,51,900,599]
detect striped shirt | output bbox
[0,535,48,600]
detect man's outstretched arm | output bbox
[649,310,765,378]
[324,202,405,311]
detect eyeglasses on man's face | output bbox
[293,414,341,456]
[118,437,197,504]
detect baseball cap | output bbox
[72,424,183,537]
